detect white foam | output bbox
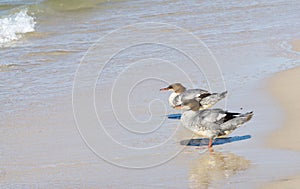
[0,9,35,46]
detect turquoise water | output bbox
[0,0,300,113]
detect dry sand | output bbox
[263,40,300,188]
[291,39,300,52]
[267,66,300,151]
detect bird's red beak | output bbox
[160,87,169,91]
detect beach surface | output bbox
[263,40,300,188]
[268,66,300,151]
[1,0,300,188]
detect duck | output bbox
[160,83,227,110]
[178,99,253,148]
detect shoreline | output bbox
[262,64,300,187]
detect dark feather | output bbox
[223,112,241,122]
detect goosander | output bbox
[179,99,253,148]
[160,83,227,110]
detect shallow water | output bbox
[1,0,300,188]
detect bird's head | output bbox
[176,99,200,111]
[160,83,186,93]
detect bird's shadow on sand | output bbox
[180,135,251,146]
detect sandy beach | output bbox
[1,0,300,188]
[2,63,300,188]
[262,40,300,188]
[267,67,300,151]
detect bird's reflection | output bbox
[188,151,250,189]
[180,135,251,147]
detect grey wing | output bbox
[200,109,228,123]
[195,112,221,137]
[190,89,209,94]
[220,111,253,132]
[190,111,221,137]
[181,89,209,101]
[199,91,227,109]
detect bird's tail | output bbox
[199,91,227,109]
[222,91,228,98]
[244,111,254,122]
[211,91,227,101]
[220,111,253,131]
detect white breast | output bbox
[168,92,179,107]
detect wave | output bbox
[0,8,36,46]
[0,0,121,47]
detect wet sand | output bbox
[2,45,300,187]
[263,40,300,188]
[2,75,300,188]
